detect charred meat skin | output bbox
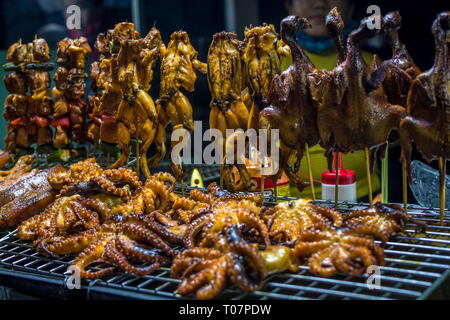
[0,166,64,231]
[400,12,450,182]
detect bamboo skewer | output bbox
[439,157,446,226]
[364,147,373,206]
[305,143,315,201]
[135,129,140,177]
[261,175,265,201]
[402,162,407,209]
[381,144,389,203]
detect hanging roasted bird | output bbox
[150,31,207,179]
[382,11,421,107]
[400,12,450,181]
[111,23,164,179]
[242,23,290,130]
[207,32,249,140]
[313,16,406,171]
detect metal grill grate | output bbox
[1,200,450,300]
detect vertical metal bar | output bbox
[224,0,236,32]
[131,0,141,33]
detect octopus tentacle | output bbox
[120,223,177,257]
[152,172,177,192]
[115,234,170,264]
[142,213,185,245]
[104,240,161,276]
[71,236,116,279]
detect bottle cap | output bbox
[322,169,356,185]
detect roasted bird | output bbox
[242,23,290,130]
[221,24,289,191]
[314,15,406,170]
[152,31,207,179]
[207,32,249,139]
[400,12,450,182]
[257,15,322,192]
[112,24,163,178]
[383,11,421,107]
[52,37,91,148]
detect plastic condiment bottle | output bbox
[321,168,357,202]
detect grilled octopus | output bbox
[400,12,450,182]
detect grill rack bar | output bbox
[1,197,450,300]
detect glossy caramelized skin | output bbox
[153,31,207,179]
[242,23,290,130]
[3,37,53,151]
[0,165,64,230]
[383,11,421,106]
[400,12,450,182]
[259,16,320,190]
[53,37,91,147]
[110,23,162,178]
[207,32,249,137]
[314,14,406,169]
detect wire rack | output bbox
[1,198,450,300]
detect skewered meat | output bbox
[383,11,421,107]
[242,23,290,130]
[400,12,450,182]
[0,165,64,230]
[52,37,91,148]
[110,24,163,178]
[257,16,321,191]
[313,15,406,169]
[207,32,249,138]
[152,31,207,178]
[3,38,54,152]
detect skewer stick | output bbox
[261,175,265,201]
[364,147,373,206]
[439,157,446,226]
[135,128,140,177]
[402,162,407,210]
[381,143,388,203]
[334,152,339,207]
[180,158,185,197]
[305,143,315,201]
